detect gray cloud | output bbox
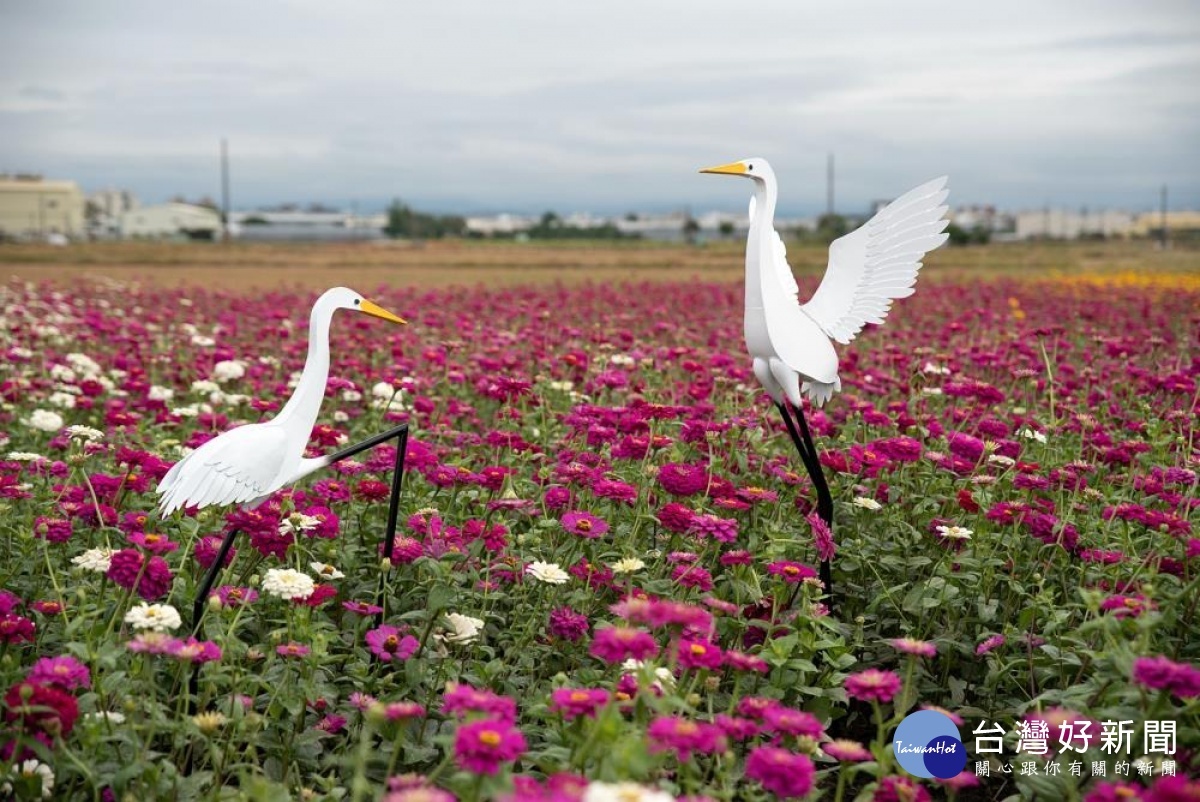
[1,0,1197,213]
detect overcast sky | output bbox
[2,1,1197,215]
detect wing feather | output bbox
[801,177,950,344]
[157,424,290,514]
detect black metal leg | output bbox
[775,403,834,603]
[192,527,241,635]
[376,427,408,625]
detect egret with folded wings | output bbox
[701,158,950,596]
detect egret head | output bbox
[699,157,773,182]
[323,287,407,325]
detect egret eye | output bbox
[748,164,754,171]
[354,299,360,306]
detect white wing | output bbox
[801,177,950,344]
[157,423,290,514]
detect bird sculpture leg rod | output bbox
[774,403,835,604]
[325,422,410,464]
[191,526,242,635]
[376,426,409,625]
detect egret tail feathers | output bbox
[802,377,841,407]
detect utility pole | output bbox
[826,153,835,216]
[1159,184,1168,250]
[220,138,231,243]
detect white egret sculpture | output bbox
[157,286,405,514]
[701,158,950,596]
[156,286,408,634]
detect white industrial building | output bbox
[1015,209,1135,240]
[119,203,222,239]
[0,175,86,240]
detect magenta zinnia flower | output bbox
[657,462,709,496]
[442,683,518,723]
[844,669,903,703]
[365,625,420,662]
[676,638,723,670]
[766,561,818,584]
[454,718,527,775]
[560,510,609,539]
[548,607,589,641]
[745,746,815,798]
[549,688,609,721]
[589,626,660,664]
[647,716,727,760]
[27,655,91,691]
[276,642,311,658]
[807,511,836,562]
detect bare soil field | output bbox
[2,239,1198,291]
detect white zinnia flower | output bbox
[190,379,220,394]
[47,391,77,409]
[66,352,102,376]
[309,562,345,580]
[609,354,635,367]
[66,425,104,442]
[72,548,115,573]
[921,362,951,376]
[124,603,183,632]
[148,385,175,402]
[852,497,882,511]
[86,711,127,724]
[1,759,55,799]
[23,409,63,432]
[987,454,1016,468]
[1019,427,1048,444]
[6,452,45,462]
[583,782,675,802]
[936,525,974,541]
[190,334,216,347]
[261,568,315,600]
[620,659,676,690]
[610,557,645,574]
[49,364,77,382]
[442,612,485,644]
[279,513,321,536]
[212,360,246,383]
[526,560,569,584]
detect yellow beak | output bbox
[359,299,407,325]
[699,161,748,176]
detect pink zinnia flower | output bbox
[454,718,527,775]
[807,511,836,562]
[128,532,179,554]
[844,669,903,703]
[589,626,659,664]
[381,701,426,722]
[763,706,824,739]
[976,634,1005,655]
[0,614,35,643]
[676,638,723,670]
[889,637,937,658]
[276,642,311,658]
[548,607,589,641]
[171,637,223,664]
[549,688,609,721]
[688,513,739,543]
[647,716,727,760]
[744,746,815,799]
[343,600,384,616]
[27,655,91,691]
[365,625,419,662]
[214,586,258,607]
[823,739,873,762]
[723,650,769,674]
[442,683,518,723]
[767,561,818,584]
[873,776,932,802]
[560,511,608,539]
[657,462,709,496]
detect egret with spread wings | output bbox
[701,157,950,595]
[157,286,407,515]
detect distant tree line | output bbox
[383,199,466,239]
[476,212,640,241]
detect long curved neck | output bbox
[745,176,777,309]
[275,299,335,433]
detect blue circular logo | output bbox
[892,710,966,779]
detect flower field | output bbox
[0,264,1197,801]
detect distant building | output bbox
[465,213,534,236]
[119,203,221,239]
[87,189,139,238]
[0,175,86,240]
[1015,209,1135,240]
[1132,211,1200,241]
